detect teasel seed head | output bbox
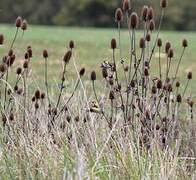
[124,65,129,72]
[63,50,72,64]
[8,49,13,56]
[157,79,163,89]
[130,80,135,88]
[165,42,171,53]
[144,68,149,76]
[9,113,14,121]
[151,86,157,94]
[139,37,145,49]
[15,16,22,28]
[130,12,139,29]
[149,19,155,31]
[16,67,22,75]
[0,63,7,73]
[35,89,41,99]
[31,96,36,102]
[14,85,18,92]
[41,92,45,99]
[167,48,174,58]
[21,20,27,31]
[17,88,23,95]
[167,83,173,92]
[24,52,29,59]
[188,100,194,108]
[123,0,130,12]
[111,38,117,49]
[115,8,123,22]
[141,5,148,21]
[27,46,32,57]
[23,60,29,69]
[79,67,85,76]
[75,116,80,122]
[109,90,115,100]
[102,68,108,78]
[160,0,167,8]
[0,34,4,45]
[91,71,96,81]
[147,7,154,21]
[176,81,180,87]
[187,72,192,80]
[182,39,188,48]
[146,33,151,42]
[176,94,182,103]
[157,38,162,47]
[35,102,39,109]
[69,40,75,49]
[52,108,57,116]
[43,49,48,58]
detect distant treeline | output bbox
[0,0,195,30]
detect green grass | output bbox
[0,24,195,96]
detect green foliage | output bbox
[0,0,195,30]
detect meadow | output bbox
[0,3,196,179]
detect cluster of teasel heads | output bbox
[0,0,194,150]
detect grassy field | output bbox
[0,24,196,179]
[0,24,195,95]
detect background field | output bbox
[0,24,195,97]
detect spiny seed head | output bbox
[27,46,32,57]
[139,37,145,49]
[43,49,48,58]
[130,80,135,88]
[115,8,123,22]
[91,71,96,81]
[79,67,85,76]
[168,48,174,58]
[102,68,108,78]
[24,52,29,59]
[109,90,115,100]
[111,38,117,49]
[152,86,157,94]
[69,40,74,49]
[63,50,72,64]
[182,39,188,48]
[9,113,14,121]
[157,38,162,47]
[32,96,36,102]
[123,0,130,12]
[130,12,139,29]
[8,49,14,56]
[149,19,155,31]
[75,116,79,122]
[146,33,151,42]
[15,16,22,28]
[176,81,180,87]
[52,108,57,115]
[144,68,149,76]
[21,20,27,31]
[167,83,173,92]
[17,88,23,95]
[141,5,148,21]
[35,102,39,109]
[23,60,29,69]
[124,65,129,72]
[14,85,18,91]
[160,0,167,8]
[0,34,4,45]
[35,90,41,99]
[187,72,192,80]
[147,7,154,21]
[165,42,171,53]
[176,94,182,103]
[16,67,22,75]
[41,92,45,99]
[157,79,163,89]
[188,100,194,108]
[0,63,7,73]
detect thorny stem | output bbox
[44,57,51,107]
